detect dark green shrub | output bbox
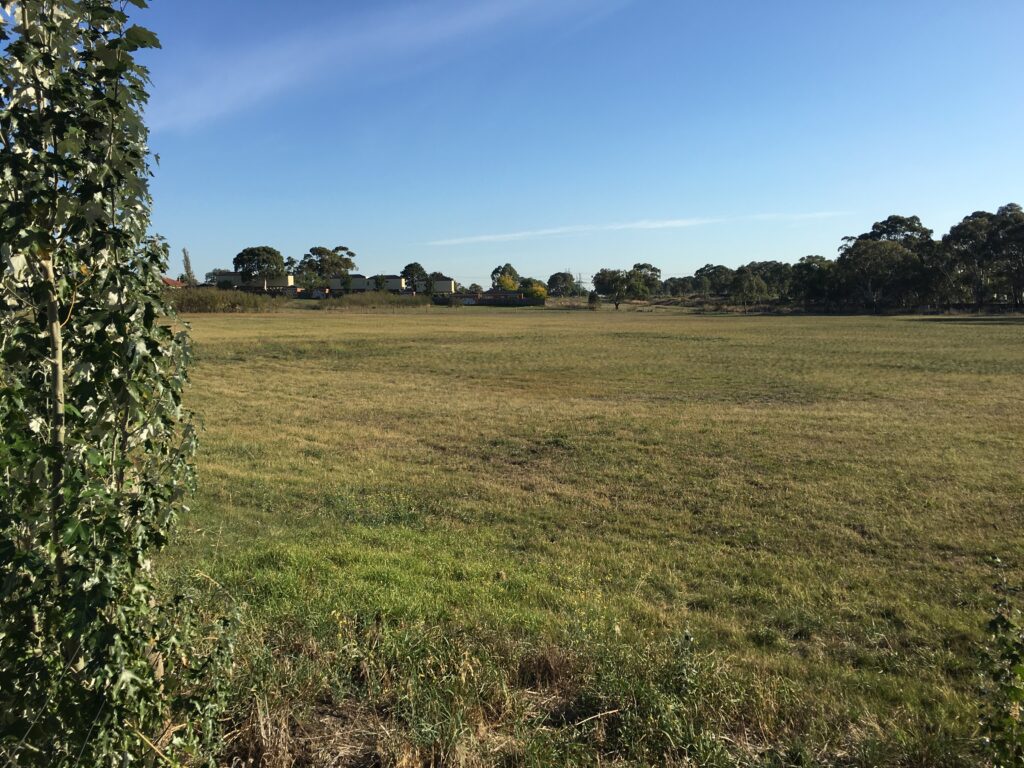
[982,582,1024,766]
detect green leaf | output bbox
[124,25,161,50]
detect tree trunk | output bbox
[40,258,66,586]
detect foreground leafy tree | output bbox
[1,2,227,764]
[981,574,1024,767]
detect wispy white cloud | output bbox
[148,0,609,132]
[428,218,720,246]
[428,212,850,246]
[749,211,853,222]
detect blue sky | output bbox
[139,0,1024,286]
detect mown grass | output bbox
[160,310,1024,766]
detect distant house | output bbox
[375,275,407,292]
[209,272,295,294]
[441,289,544,307]
[256,275,295,292]
[161,276,186,288]
[339,274,406,293]
[414,276,456,295]
[210,271,244,288]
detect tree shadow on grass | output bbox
[915,315,1024,326]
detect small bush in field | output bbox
[981,579,1024,767]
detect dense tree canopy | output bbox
[401,262,428,287]
[547,271,585,297]
[295,245,356,289]
[491,263,520,290]
[590,203,1022,311]
[234,245,285,282]
[791,256,834,308]
[694,264,735,295]
[519,277,548,300]
[630,263,662,296]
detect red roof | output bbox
[161,276,186,288]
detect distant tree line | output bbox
[592,204,1024,311]
[483,267,592,300]
[202,247,461,294]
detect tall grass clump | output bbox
[316,292,433,311]
[220,608,734,767]
[169,287,291,313]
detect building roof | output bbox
[161,276,186,288]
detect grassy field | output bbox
[161,308,1024,766]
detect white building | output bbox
[329,274,406,292]
[415,276,456,295]
[207,272,294,292]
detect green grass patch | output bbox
[162,310,1024,765]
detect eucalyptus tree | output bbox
[791,255,834,309]
[592,268,629,309]
[994,204,1024,308]
[547,271,586,297]
[296,245,356,290]
[630,263,662,296]
[836,239,918,311]
[491,262,520,290]
[1,2,226,765]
